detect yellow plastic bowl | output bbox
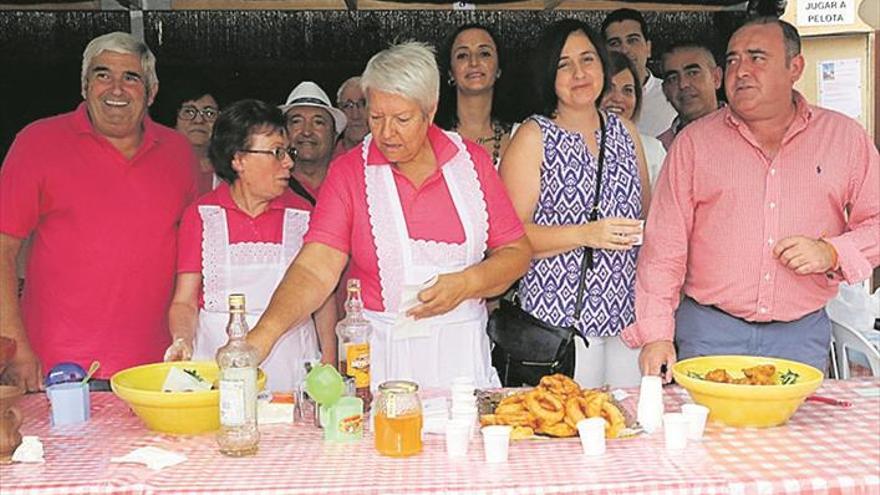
[111,361,266,435]
[671,355,823,428]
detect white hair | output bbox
[336,76,362,104]
[361,41,439,114]
[80,32,158,98]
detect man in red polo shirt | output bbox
[0,32,197,391]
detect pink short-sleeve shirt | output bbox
[305,125,525,312]
[0,103,198,378]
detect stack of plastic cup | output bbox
[636,375,664,434]
[449,377,477,436]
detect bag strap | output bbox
[573,112,606,320]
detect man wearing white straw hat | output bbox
[280,81,347,206]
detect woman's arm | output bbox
[247,242,348,363]
[166,272,202,361]
[622,119,652,217]
[313,294,338,367]
[499,121,641,259]
[407,235,532,320]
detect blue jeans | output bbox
[675,297,831,373]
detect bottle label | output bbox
[345,343,370,388]
[219,368,257,426]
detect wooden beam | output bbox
[554,0,743,11]
[0,1,99,9]
[169,0,347,8]
[543,0,562,9]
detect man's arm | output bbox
[0,233,41,391]
[621,134,698,381]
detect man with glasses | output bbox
[0,32,197,391]
[657,42,723,150]
[279,81,347,206]
[333,76,368,159]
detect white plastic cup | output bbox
[47,382,90,426]
[445,419,471,458]
[632,220,645,245]
[481,425,512,463]
[663,413,689,451]
[577,418,606,456]
[681,404,710,440]
[451,404,478,438]
[637,375,664,433]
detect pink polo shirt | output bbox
[177,183,313,275]
[0,103,198,378]
[305,125,525,312]
[622,93,880,347]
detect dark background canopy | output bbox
[0,7,752,158]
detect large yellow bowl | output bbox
[111,361,266,435]
[671,355,823,428]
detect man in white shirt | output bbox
[602,8,677,138]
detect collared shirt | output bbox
[657,118,680,150]
[0,102,197,378]
[638,72,678,138]
[622,92,880,347]
[176,182,313,274]
[304,124,525,312]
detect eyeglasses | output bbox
[178,106,219,122]
[339,99,366,111]
[238,147,297,161]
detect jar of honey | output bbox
[373,380,422,457]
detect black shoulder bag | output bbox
[487,113,607,387]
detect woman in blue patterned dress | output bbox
[500,19,651,388]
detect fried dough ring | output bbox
[480,414,499,426]
[510,426,535,440]
[495,402,528,415]
[565,396,590,427]
[585,392,607,418]
[525,389,565,426]
[600,402,626,438]
[538,421,577,438]
[539,374,580,398]
[495,411,538,428]
[498,394,527,407]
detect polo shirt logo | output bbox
[816,165,822,175]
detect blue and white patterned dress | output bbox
[517,113,643,337]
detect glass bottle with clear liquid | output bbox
[216,293,260,456]
[336,279,373,408]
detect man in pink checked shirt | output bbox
[622,17,880,381]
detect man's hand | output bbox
[10,342,42,392]
[773,236,836,275]
[407,272,472,320]
[639,341,676,384]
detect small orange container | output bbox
[373,381,422,457]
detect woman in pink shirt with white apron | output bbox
[165,100,336,392]
[244,42,532,390]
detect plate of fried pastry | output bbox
[477,374,638,440]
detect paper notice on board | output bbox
[797,0,855,26]
[817,59,861,119]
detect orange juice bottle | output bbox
[373,381,422,457]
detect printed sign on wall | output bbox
[797,0,856,26]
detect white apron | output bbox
[362,132,501,389]
[193,205,320,392]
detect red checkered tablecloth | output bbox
[1,379,877,495]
